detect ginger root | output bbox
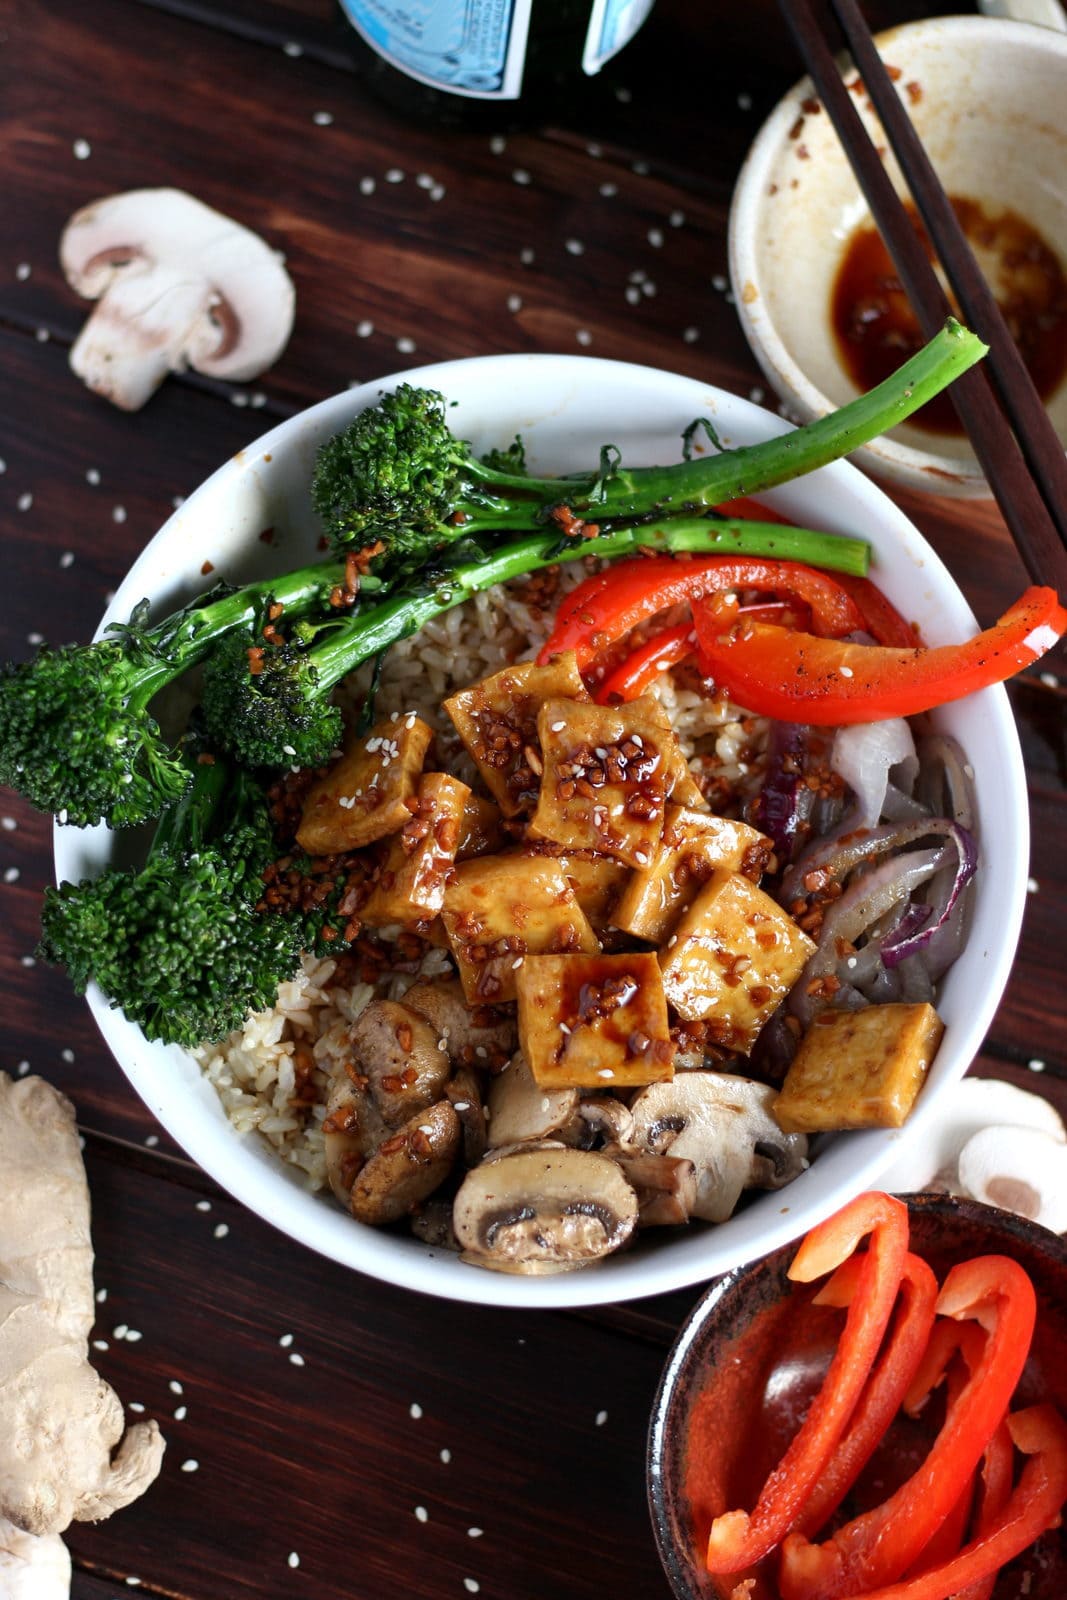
[0,1073,165,1538]
[0,1516,71,1599]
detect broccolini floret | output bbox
[311,323,986,570]
[0,560,355,828]
[37,747,305,1048]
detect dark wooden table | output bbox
[2,2,1065,1596]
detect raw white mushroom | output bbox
[0,1517,71,1600]
[957,1126,1067,1233]
[878,1076,1066,1196]
[60,188,295,409]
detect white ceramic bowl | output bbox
[728,15,1067,497]
[54,353,1029,1308]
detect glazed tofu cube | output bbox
[773,1002,944,1133]
[456,791,504,860]
[659,869,815,1048]
[640,696,708,811]
[442,853,599,1004]
[443,653,588,817]
[296,714,433,855]
[537,851,631,934]
[614,805,772,943]
[516,952,675,1089]
[360,772,471,927]
[529,694,692,867]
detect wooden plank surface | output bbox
[1,2,1064,1598]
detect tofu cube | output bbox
[773,1002,944,1133]
[659,869,815,1048]
[614,804,772,943]
[516,952,675,1089]
[443,652,588,817]
[640,695,708,811]
[529,694,691,867]
[296,714,433,855]
[441,853,599,1004]
[526,849,631,935]
[361,772,471,927]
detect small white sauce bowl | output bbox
[54,353,1028,1307]
[728,15,1067,498]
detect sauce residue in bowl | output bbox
[831,195,1067,435]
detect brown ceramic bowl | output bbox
[647,1194,1067,1600]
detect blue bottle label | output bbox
[340,0,651,99]
[340,0,534,99]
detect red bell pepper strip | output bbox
[798,1404,1067,1600]
[903,1362,976,1578]
[538,555,867,669]
[831,573,918,648]
[903,1319,987,1419]
[778,1255,1038,1600]
[705,1191,909,1575]
[594,622,694,703]
[792,1250,939,1539]
[693,587,1067,726]
[954,1417,1015,1600]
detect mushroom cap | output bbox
[351,999,451,1128]
[629,1071,808,1224]
[486,1051,579,1148]
[59,188,294,407]
[878,1075,1066,1196]
[350,1100,461,1227]
[452,1145,639,1274]
[957,1125,1067,1233]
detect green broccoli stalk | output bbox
[312,320,986,567]
[0,558,357,829]
[201,509,873,770]
[37,747,305,1048]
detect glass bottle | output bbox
[337,0,657,128]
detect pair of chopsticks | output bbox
[778,0,1067,597]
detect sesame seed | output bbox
[440,1448,452,1463]
[114,1324,129,1340]
[598,1069,615,1079]
[1029,1058,1046,1072]
[464,1582,480,1595]
[468,1526,484,1538]
[279,1332,294,1348]
[283,40,303,55]
[711,273,728,292]
[385,166,405,183]
[625,285,641,305]
[143,1134,158,1148]
[512,168,531,185]
[312,110,334,125]
[125,1577,142,1587]
[35,326,50,342]
[415,1506,429,1523]
[648,228,664,248]
[73,138,91,159]
[112,505,127,523]
[128,1401,145,1413]
[196,1200,212,1212]
[20,955,36,968]
[3,867,19,883]
[174,1404,187,1420]
[170,1380,184,1394]
[410,1402,423,1419]
[357,319,374,337]
[595,1409,608,1426]
[1040,671,1059,687]
[28,631,44,645]
[17,492,32,511]
[360,176,376,195]
[288,1551,301,1568]
[397,336,417,354]
[551,719,566,732]
[490,134,506,154]
[633,851,648,866]
[290,1352,306,1367]
[213,1223,229,1239]
[540,1097,550,1112]
[749,385,765,403]
[1027,877,1039,893]
[126,1329,143,1342]
[507,293,522,313]
[96,1287,108,1303]
[86,468,101,486]
[600,181,618,197]
[15,263,30,280]
[512,956,524,970]
[17,1060,30,1076]
[520,246,535,264]
[92,1339,108,1352]
[61,1048,75,1063]
[59,551,74,568]
[670,209,686,227]
[565,238,585,255]
[576,329,592,346]
[452,1101,470,1112]
[180,1459,199,1473]
[738,91,753,109]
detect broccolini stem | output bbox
[150,750,229,857]
[305,514,871,694]
[559,320,987,519]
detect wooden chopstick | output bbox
[777,0,1067,595]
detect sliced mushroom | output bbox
[409,1196,460,1250]
[60,188,295,410]
[485,1051,579,1148]
[628,1072,809,1224]
[445,1064,489,1167]
[877,1075,1067,1196]
[957,1126,1067,1233]
[321,1071,389,1207]
[402,978,517,1067]
[602,1146,698,1228]
[453,1145,639,1274]
[573,1096,635,1148]
[351,999,451,1128]
[350,1100,461,1227]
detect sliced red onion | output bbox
[881,822,977,969]
[916,733,976,832]
[831,718,917,831]
[750,721,813,865]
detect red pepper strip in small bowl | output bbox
[956,1417,1015,1600]
[537,555,867,670]
[791,1250,939,1540]
[705,1190,909,1576]
[693,586,1067,726]
[903,1362,977,1579]
[808,1404,1067,1600]
[778,1255,1039,1599]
